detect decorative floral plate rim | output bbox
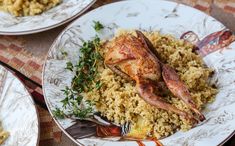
[43,0,235,145]
[0,0,96,35]
[0,64,39,146]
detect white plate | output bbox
[43,0,235,145]
[0,0,96,35]
[0,65,39,146]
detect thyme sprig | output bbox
[93,21,104,32]
[53,35,103,119]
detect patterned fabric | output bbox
[174,0,212,13]
[215,0,235,14]
[0,36,43,85]
[0,0,234,145]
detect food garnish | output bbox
[53,36,102,119]
[93,21,104,32]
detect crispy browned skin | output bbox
[104,30,205,122]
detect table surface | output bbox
[1,0,235,146]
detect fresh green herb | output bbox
[72,100,94,118]
[95,80,102,90]
[93,35,101,46]
[65,61,73,71]
[93,21,104,32]
[72,38,102,92]
[52,108,65,119]
[61,51,68,57]
[56,36,103,119]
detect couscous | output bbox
[84,30,217,139]
[0,0,61,16]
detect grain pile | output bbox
[85,30,217,139]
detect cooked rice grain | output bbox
[0,0,61,16]
[85,30,217,138]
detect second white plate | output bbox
[0,65,39,146]
[0,0,96,35]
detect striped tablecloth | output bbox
[0,0,234,145]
